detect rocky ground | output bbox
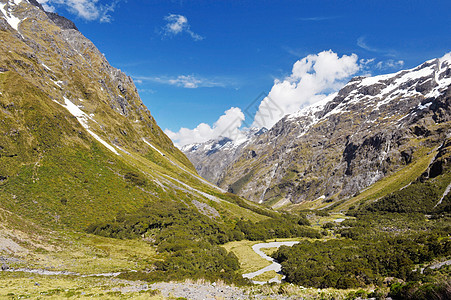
[112,280,306,299]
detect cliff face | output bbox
[184,56,451,207]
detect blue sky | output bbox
[39,0,451,146]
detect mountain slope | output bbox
[185,55,451,208]
[0,0,275,230]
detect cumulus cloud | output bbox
[38,0,119,22]
[252,50,360,128]
[165,107,245,147]
[162,14,204,41]
[166,50,361,147]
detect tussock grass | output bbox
[222,240,271,274]
[0,272,163,299]
[252,270,281,282]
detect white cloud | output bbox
[162,14,204,41]
[357,36,378,52]
[357,36,398,57]
[165,107,245,147]
[37,0,55,12]
[359,58,405,73]
[133,74,225,89]
[38,0,119,23]
[169,75,202,88]
[167,50,360,147]
[252,50,360,128]
[376,59,404,70]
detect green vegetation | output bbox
[222,240,272,274]
[274,231,450,289]
[363,179,450,214]
[272,176,451,297]
[252,270,281,282]
[1,9,450,299]
[0,272,163,299]
[389,269,451,300]
[228,169,254,194]
[86,203,319,283]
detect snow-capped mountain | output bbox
[183,54,451,207]
[182,127,268,184]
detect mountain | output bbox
[182,127,268,184]
[184,55,451,208]
[0,0,290,284]
[0,0,269,226]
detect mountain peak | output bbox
[0,0,78,31]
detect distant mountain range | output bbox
[184,55,451,208]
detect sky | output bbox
[37,0,451,146]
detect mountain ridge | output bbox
[184,54,451,208]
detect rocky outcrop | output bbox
[27,0,78,30]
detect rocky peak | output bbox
[1,0,78,31]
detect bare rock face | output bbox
[184,55,451,206]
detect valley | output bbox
[0,0,450,299]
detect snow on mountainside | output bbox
[184,54,451,206]
[182,127,268,184]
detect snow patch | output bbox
[50,79,63,88]
[85,129,119,155]
[0,0,23,31]
[41,63,52,71]
[142,138,165,156]
[55,97,119,155]
[359,72,398,87]
[417,102,432,110]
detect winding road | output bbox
[242,241,299,285]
